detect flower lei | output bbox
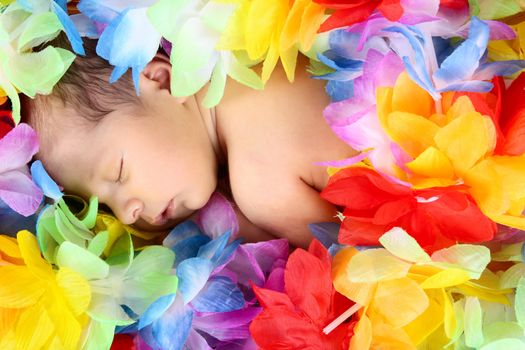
[2,0,525,349]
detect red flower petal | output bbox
[252,283,295,310]
[339,218,387,245]
[250,308,343,350]
[110,334,135,350]
[0,111,15,140]
[308,239,331,268]
[318,4,377,32]
[500,73,525,155]
[502,112,525,155]
[325,168,496,253]
[418,190,497,244]
[285,246,333,323]
[439,0,469,9]
[377,0,403,21]
[321,167,410,210]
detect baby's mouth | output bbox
[150,199,176,226]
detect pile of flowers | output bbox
[2,0,525,349]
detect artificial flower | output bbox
[0,109,13,138]
[320,49,407,175]
[314,0,404,32]
[376,71,525,230]
[16,0,85,55]
[470,0,523,20]
[489,19,525,65]
[218,0,326,83]
[439,0,469,10]
[57,232,178,349]
[250,239,354,349]
[138,231,246,350]
[332,227,510,349]
[221,238,289,294]
[392,17,523,100]
[148,0,263,107]
[321,166,496,252]
[497,72,525,155]
[0,230,91,349]
[0,124,42,216]
[0,1,76,123]
[453,72,525,156]
[77,0,161,93]
[195,191,239,239]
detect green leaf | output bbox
[105,233,133,268]
[81,196,99,229]
[479,339,525,350]
[379,227,431,263]
[228,56,264,90]
[17,12,62,52]
[56,241,110,280]
[81,320,116,350]
[203,59,227,108]
[88,231,109,257]
[514,276,525,329]
[346,248,411,283]
[464,297,484,348]
[500,263,525,289]
[431,244,490,279]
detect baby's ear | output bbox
[142,53,171,91]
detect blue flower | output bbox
[77,0,162,93]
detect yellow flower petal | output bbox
[280,0,306,51]
[332,247,376,305]
[345,249,412,283]
[445,95,477,122]
[420,269,470,289]
[42,291,82,350]
[0,308,20,339]
[246,0,287,59]
[15,304,54,350]
[279,44,298,82]
[0,266,46,308]
[56,268,91,316]
[392,72,434,117]
[217,0,248,50]
[349,313,372,350]
[406,146,455,180]
[383,111,439,157]
[298,2,325,51]
[17,231,53,280]
[403,291,444,346]
[434,112,496,176]
[371,322,416,350]
[0,235,22,261]
[368,277,429,328]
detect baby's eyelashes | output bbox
[116,156,124,183]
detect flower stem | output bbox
[322,303,362,335]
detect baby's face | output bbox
[40,91,218,230]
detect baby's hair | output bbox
[21,33,143,134]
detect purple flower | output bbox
[0,124,42,216]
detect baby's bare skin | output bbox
[36,54,355,248]
[217,57,356,247]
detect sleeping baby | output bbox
[22,36,356,248]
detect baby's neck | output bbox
[193,92,226,167]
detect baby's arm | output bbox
[233,174,339,249]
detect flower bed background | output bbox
[2,0,525,349]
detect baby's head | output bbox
[22,35,219,230]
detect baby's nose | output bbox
[119,198,144,225]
